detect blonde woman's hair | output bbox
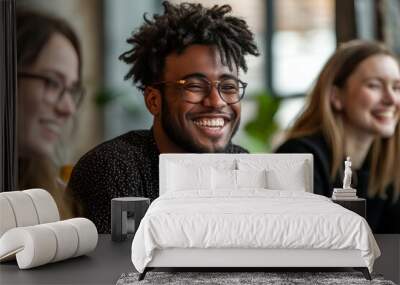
[18,157,74,219]
[286,40,400,201]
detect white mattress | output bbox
[131,190,380,273]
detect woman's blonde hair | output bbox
[16,9,82,217]
[18,158,74,219]
[286,40,400,200]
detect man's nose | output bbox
[202,84,227,108]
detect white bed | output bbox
[131,154,380,280]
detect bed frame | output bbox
[138,154,372,280]
[139,248,371,280]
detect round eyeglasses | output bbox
[153,77,247,104]
[18,72,85,107]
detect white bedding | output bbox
[131,190,380,273]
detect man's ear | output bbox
[144,87,162,116]
[330,86,343,111]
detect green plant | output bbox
[94,87,144,118]
[244,91,282,153]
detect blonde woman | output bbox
[17,10,84,219]
[275,40,400,233]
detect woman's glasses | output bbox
[18,72,85,107]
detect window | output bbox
[271,0,336,97]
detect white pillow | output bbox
[212,168,237,190]
[266,168,306,191]
[236,169,267,189]
[237,158,309,192]
[211,169,268,190]
[167,163,212,191]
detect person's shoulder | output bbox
[68,130,154,189]
[74,130,154,167]
[275,133,328,155]
[84,129,152,155]
[226,143,249,153]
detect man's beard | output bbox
[160,96,239,153]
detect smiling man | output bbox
[151,44,243,154]
[68,1,259,233]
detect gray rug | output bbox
[116,272,396,285]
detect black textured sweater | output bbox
[68,130,248,233]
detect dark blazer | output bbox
[275,133,400,233]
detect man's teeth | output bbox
[193,118,225,128]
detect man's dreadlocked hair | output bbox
[119,1,259,92]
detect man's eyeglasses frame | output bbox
[152,78,247,105]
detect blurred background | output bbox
[15,0,400,163]
[0,2,398,280]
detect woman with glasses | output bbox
[275,40,400,233]
[17,9,84,218]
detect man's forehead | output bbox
[163,44,238,79]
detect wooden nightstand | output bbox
[331,198,366,218]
